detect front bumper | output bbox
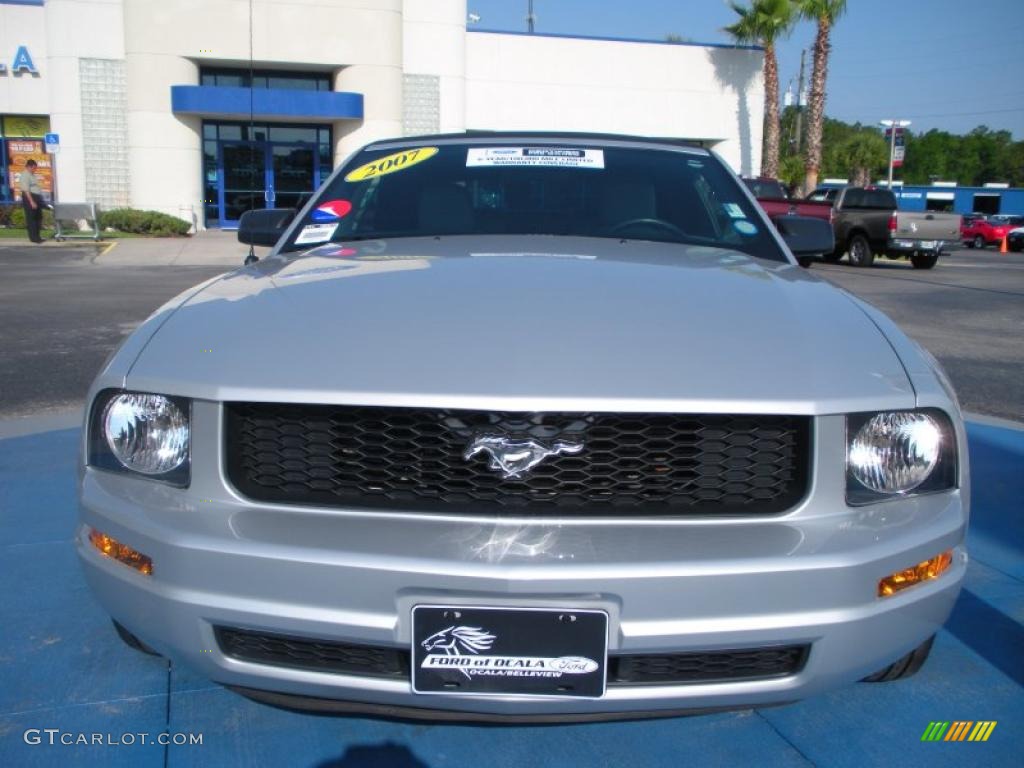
[77,408,967,719]
[887,239,945,257]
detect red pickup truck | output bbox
[742,177,834,222]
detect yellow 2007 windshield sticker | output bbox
[344,147,439,182]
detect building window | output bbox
[199,68,331,92]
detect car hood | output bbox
[126,236,915,414]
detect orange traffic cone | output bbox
[1000,235,1008,254]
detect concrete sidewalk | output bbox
[95,230,270,267]
[1,230,269,267]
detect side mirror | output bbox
[237,208,297,247]
[774,215,835,263]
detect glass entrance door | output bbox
[271,144,317,212]
[219,142,269,227]
[217,140,322,228]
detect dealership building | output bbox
[0,0,765,229]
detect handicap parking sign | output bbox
[44,133,60,154]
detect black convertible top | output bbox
[366,130,711,151]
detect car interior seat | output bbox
[418,184,474,235]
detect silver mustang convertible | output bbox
[78,133,968,721]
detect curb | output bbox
[964,412,1024,432]
[0,409,82,439]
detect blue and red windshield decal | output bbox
[310,199,353,222]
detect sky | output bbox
[469,0,1024,139]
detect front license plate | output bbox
[412,605,608,698]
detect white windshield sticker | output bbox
[724,203,745,219]
[467,147,605,169]
[295,223,338,245]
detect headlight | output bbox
[846,410,956,504]
[89,391,191,485]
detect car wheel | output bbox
[847,234,874,267]
[973,235,985,249]
[861,635,935,682]
[911,254,938,269]
[112,620,162,656]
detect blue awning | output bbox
[171,86,363,121]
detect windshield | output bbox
[807,188,837,203]
[743,178,788,200]
[280,142,785,261]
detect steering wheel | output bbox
[608,218,688,239]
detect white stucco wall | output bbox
[48,0,127,204]
[403,0,466,134]
[0,3,49,118]
[465,32,764,175]
[122,0,404,221]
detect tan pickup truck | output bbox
[807,186,961,268]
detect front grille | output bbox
[224,404,810,515]
[215,627,409,679]
[215,627,808,686]
[608,646,809,685]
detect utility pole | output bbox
[527,0,535,33]
[793,49,806,153]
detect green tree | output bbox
[787,117,1024,189]
[778,154,806,192]
[725,0,796,178]
[797,0,847,194]
[835,132,888,186]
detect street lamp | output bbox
[879,119,911,189]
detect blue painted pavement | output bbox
[1,423,1021,767]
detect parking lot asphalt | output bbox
[0,245,230,420]
[0,420,1020,767]
[814,246,1024,423]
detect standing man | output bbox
[19,159,45,244]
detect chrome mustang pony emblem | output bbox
[464,434,584,479]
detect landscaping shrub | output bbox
[4,204,55,229]
[98,208,191,236]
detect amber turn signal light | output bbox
[89,529,153,576]
[878,550,953,597]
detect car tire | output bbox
[112,620,162,656]
[973,235,985,249]
[847,234,874,267]
[911,254,938,269]
[861,635,935,682]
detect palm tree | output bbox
[838,132,888,186]
[725,0,795,179]
[798,0,847,194]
